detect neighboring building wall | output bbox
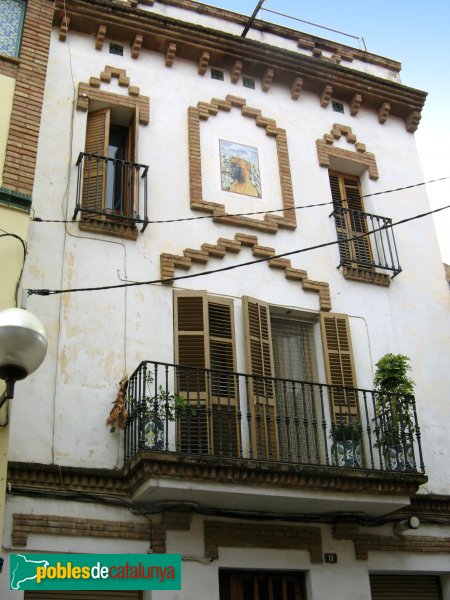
[0,0,54,548]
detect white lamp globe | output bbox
[0,308,48,382]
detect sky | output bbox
[198,0,450,264]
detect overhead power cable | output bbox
[30,175,450,225]
[27,203,450,297]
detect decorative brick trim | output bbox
[11,510,192,552]
[290,77,303,100]
[160,232,332,310]
[333,524,450,560]
[320,84,332,108]
[0,56,19,78]
[2,0,54,196]
[131,34,143,59]
[405,110,421,133]
[12,513,151,548]
[55,0,426,132]
[198,51,210,75]
[204,520,323,563]
[342,266,391,287]
[78,218,139,240]
[9,457,428,503]
[316,124,379,180]
[165,42,177,67]
[59,15,70,42]
[377,101,391,124]
[77,67,150,125]
[188,95,296,233]
[95,24,107,50]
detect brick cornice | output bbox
[9,453,427,502]
[53,0,426,125]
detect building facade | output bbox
[2,0,450,598]
[0,0,54,535]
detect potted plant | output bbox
[373,353,416,471]
[130,371,186,451]
[330,420,362,468]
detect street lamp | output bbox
[0,308,48,408]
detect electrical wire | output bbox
[29,175,450,225]
[0,229,27,307]
[27,203,450,297]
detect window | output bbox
[329,171,373,271]
[174,291,359,461]
[219,569,307,600]
[82,106,139,219]
[0,0,26,58]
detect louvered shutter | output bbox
[125,106,139,217]
[174,291,237,456]
[83,108,110,212]
[208,299,238,456]
[369,574,442,600]
[243,296,279,460]
[329,171,373,269]
[320,313,359,424]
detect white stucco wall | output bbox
[7,10,449,501]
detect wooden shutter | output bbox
[243,296,279,460]
[329,171,373,269]
[82,108,110,212]
[125,106,139,216]
[320,313,359,424]
[369,574,442,600]
[174,291,237,455]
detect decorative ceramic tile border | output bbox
[160,232,332,311]
[188,95,296,233]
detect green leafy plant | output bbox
[129,371,187,450]
[373,353,416,449]
[330,421,362,442]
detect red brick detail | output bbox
[2,0,54,196]
[160,233,332,311]
[204,521,323,563]
[333,524,450,561]
[316,124,379,180]
[188,96,296,233]
[12,511,192,553]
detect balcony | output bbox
[123,361,426,516]
[73,152,149,232]
[331,207,401,284]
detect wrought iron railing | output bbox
[124,361,425,474]
[331,207,401,276]
[73,152,149,231]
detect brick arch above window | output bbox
[316,123,379,180]
[76,65,149,125]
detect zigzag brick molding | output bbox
[188,95,296,233]
[160,232,332,311]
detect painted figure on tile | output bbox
[220,140,261,198]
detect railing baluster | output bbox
[123,361,425,476]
